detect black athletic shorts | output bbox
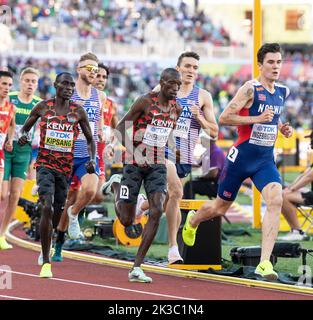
[301,191,313,206]
[36,166,70,210]
[118,164,167,204]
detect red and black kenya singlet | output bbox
[35,100,80,176]
[128,93,180,164]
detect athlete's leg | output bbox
[0,177,25,236]
[71,173,98,216]
[57,187,78,232]
[189,196,233,228]
[281,189,303,230]
[165,160,183,248]
[133,191,166,268]
[37,168,56,265]
[91,175,105,204]
[111,164,143,226]
[261,182,283,262]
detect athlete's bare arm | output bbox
[286,168,313,192]
[5,107,16,151]
[18,101,46,145]
[111,101,118,129]
[97,90,106,142]
[116,95,149,148]
[219,81,274,126]
[77,105,96,161]
[278,118,293,138]
[197,89,218,138]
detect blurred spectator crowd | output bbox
[5,49,313,140]
[1,0,236,46]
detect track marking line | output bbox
[0,268,196,300]
[0,294,31,300]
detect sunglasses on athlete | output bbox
[79,65,99,73]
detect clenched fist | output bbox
[258,109,275,123]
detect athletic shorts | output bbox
[302,191,313,206]
[0,149,4,172]
[4,143,32,180]
[72,157,99,181]
[31,147,39,163]
[218,158,281,201]
[69,175,80,191]
[36,166,71,211]
[118,164,167,204]
[175,163,192,178]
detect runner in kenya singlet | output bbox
[129,93,180,165]
[35,100,80,176]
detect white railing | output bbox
[9,38,251,63]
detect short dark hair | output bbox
[0,70,13,79]
[160,68,180,81]
[257,43,282,64]
[55,72,73,83]
[177,51,200,66]
[98,63,110,76]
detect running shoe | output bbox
[51,242,63,262]
[182,210,198,247]
[128,267,152,283]
[101,174,122,196]
[0,236,13,250]
[67,205,81,239]
[168,245,183,264]
[39,263,53,278]
[255,260,278,281]
[277,229,308,241]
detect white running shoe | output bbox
[101,174,122,196]
[67,206,81,239]
[135,193,147,217]
[128,267,152,283]
[168,245,183,265]
[277,229,308,241]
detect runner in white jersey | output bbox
[137,52,218,264]
[53,53,105,260]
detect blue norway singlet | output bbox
[232,79,288,159]
[217,79,290,201]
[72,87,101,158]
[173,86,203,164]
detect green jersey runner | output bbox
[4,92,42,180]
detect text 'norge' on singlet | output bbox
[230,79,289,161]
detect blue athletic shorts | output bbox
[175,163,192,178]
[218,158,281,201]
[72,157,99,182]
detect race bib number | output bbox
[120,185,129,199]
[143,125,172,148]
[44,129,74,153]
[0,133,6,149]
[77,122,95,140]
[249,124,277,147]
[227,146,239,163]
[173,117,191,139]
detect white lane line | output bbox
[0,268,196,300]
[0,294,31,300]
